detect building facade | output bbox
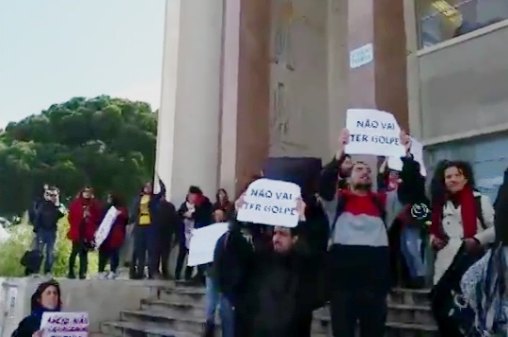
[155,0,508,203]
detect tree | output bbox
[0,96,157,216]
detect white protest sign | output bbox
[94,206,118,248]
[187,222,229,267]
[40,312,89,337]
[345,109,406,157]
[237,178,301,228]
[388,137,427,176]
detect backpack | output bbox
[329,193,386,239]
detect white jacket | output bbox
[431,192,495,285]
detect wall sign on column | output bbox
[349,43,374,69]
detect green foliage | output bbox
[0,95,157,216]
[0,217,98,277]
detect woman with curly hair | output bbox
[429,160,495,337]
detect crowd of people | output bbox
[17,127,508,337]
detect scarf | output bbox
[430,185,478,240]
[31,306,60,321]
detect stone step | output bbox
[389,288,431,307]
[102,319,436,337]
[101,320,193,337]
[159,285,431,307]
[143,297,434,327]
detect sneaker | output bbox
[97,272,107,280]
[106,272,117,280]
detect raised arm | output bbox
[152,177,166,202]
[385,132,423,227]
[318,129,350,220]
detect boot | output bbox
[202,321,215,337]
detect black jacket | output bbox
[155,200,178,236]
[238,245,323,337]
[35,200,64,231]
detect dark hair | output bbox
[31,280,62,312]
[188,186,202,195]
[216,188,229,204]
[109,193,125,208]
[431,160,475,200]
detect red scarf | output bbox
[430,185,478,240]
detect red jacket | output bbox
[68,197,102,242]
[101,206,129,250]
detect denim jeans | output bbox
[400,225,427,278]
[205,276,220,323]
[219,295,235,337]
[36,229,56,274]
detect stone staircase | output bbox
[100,284,438,337]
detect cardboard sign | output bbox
[345,109,405,157]
[237,178,301,228]
[94,206,118,248]
[40,312,89,337]
[187,222,229,267]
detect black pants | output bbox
[98,247,120,273]
[175,244,193,280]
[330,287,387,337]
[131,226,156,278]
[68,242,88,279]
[153,230,174,278]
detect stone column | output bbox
[347,0,408,129]
[219,0,272,197]
[345,0,408,177]
[155,0,224,203]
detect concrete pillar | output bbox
[347,0,408,129]
[155,0,224,203]
[219,0,272,197]
[327,0,349,155]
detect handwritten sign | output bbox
[237,178,301,228]
[388,137,427,176]
[345,109,405,157]
[187,222,229,267]
[40,312,89,337]
[94,206,118,248]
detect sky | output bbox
[0,0,166,129]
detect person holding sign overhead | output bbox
[217,194,324,337]
[319,128,423,337]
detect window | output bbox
[417,0,508,48]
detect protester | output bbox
[33,187,65,275]
[335,154,353,189]
[175,186,212,283]
[68,186,102,279]
[218,197,322,337]
[130,177,166,279]
[12,280,62,337]
[28,184,49,227]
[429,160,495,337]
[153,194,178,279]
[98,193,129,279]
[202,207,229,337]
[319,128,419,337]
[213,188,233,216]
[461,167,508,336]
